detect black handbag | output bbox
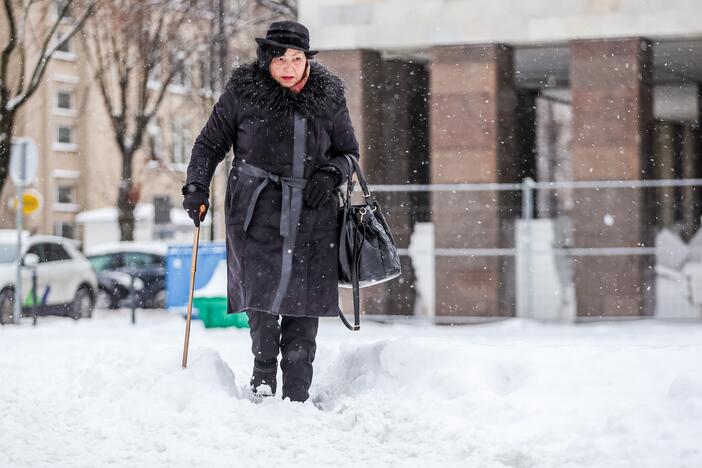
[337,154,401,331]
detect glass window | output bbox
[57,125,73,144]
[123,252,162,268]
[46,243,71,262]
[26,244,48,263]
[53,221,74,238]
[0,244,19,263]
[56,0,73,19]
[57,186,75,204]
[171,122,191,166]
[55,31,72,53]
[57,90,73,110]
[88,254,122,272]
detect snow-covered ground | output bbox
[1,310,701,468]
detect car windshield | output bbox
[0,243,19,263]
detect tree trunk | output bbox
[117,152,136,241]
[0,113,15,197]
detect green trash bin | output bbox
[193,296,249,329]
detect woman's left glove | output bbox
[303,169,341,208]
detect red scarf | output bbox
[290,63,310,94]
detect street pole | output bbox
[14,142,26,324]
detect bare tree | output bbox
[167,0,295,240]
[82,0,203,241]
[0,0,95,196]
[253,0,295,18]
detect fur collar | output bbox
[227,61,346,119]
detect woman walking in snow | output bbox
[182,21,360,402]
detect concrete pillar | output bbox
[317,50,388,316]
[570,38,655,317]
[361,58,429,316]
[681,123,701,240]
[430,44,518,317]
[652,121,678,228]
[316,50,383,169]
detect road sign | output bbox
[10,138,39,187]
[10,190,43,215]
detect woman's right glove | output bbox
[182,183,209,227]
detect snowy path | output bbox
[1,311,701,467]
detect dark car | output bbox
[86,242,167,309]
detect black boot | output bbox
[280,316,319,402]
[250,359,277,397]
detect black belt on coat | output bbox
[232,113,307,314]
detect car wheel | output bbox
[0,288,14,325]
[154,289,167,309]
[96,288,119,310]
[71,287,93,320]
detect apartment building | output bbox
[3,1,272,246]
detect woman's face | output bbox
[269,49,308,87]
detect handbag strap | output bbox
[338,153,365,331]
[338,223,363,331]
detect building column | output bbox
[317,50,387,315]
[681,123,701,240]
[570,38,655,317]
[430,44,518,317]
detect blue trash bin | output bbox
[166,242,226,312]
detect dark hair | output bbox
[257,43,312,70]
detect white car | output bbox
[0,231,98,324]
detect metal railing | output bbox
[361,177,702,321]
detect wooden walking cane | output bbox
[182,205,207,369]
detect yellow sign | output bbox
[11,191,43,215]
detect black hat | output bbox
[255,21,319,55]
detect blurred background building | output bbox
[4,0,702,320]
[300,0,702,320]
[1,0,287,248]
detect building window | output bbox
[171,121,191,166]
[56,90,73,110]
[55,31,73,54]
[172,60,192,89]
[147,124,163,161]
[54,222,74,239]
[56,185,75,204]
[56,125,73,144]
[55,0,73,20]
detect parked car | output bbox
[0,231,98,324]
[85,242,167,309]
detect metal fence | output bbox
[361,178,702,321]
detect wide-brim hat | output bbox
[255,21,319,55]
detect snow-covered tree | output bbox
[82,0,295,241]
[80,0,210,241]
[0,0,95,196]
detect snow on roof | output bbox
[0,229,29,243]
[85,241,169,257]
[76,203,210,226]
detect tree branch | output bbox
[8,0,96,113]
[1,0,19,104]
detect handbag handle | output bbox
[342,154,373,201]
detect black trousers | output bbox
[246,310,319,402]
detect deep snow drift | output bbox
[1,310,701,468]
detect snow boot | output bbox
[250,359,277,398]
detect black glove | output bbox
[182,184,209,227]
[303,169,340,208]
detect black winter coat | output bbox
[185,61,360,317]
